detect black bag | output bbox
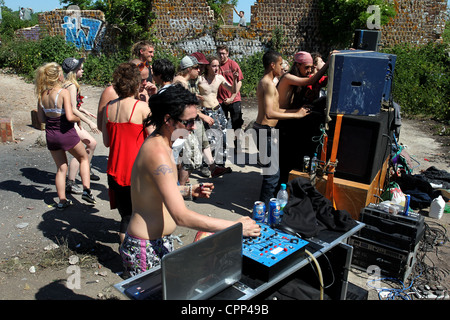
[278,177,357,238]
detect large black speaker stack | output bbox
[324,48,424,282]
[325,50,396,185]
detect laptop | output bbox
[114,223,243,300]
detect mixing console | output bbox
[242,223,309,281]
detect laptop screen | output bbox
[115,223,243,300]
[162,223,243,300]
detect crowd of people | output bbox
[34,40,333,277]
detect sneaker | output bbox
[66,180,83,194]
[57,199,73,211]
[211,166,232,178]
[90,171,101,181]
[82,189,96,204]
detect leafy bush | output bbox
[82,50,130,86]
[383,42,450,121]
[0,36,78,81]
[237,51,265,97]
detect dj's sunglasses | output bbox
[176,115,200,127]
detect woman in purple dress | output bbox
[35,62,95,210]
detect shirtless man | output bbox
[276,51,331,110]
[197,55,238,127]
[255,50,310,208]
[120,84,261,277]
[275,51,334,184]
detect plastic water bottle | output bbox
[310,153,318,174]
[276,184,289,217]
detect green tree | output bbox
[317,0,396,48]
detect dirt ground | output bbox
[0,71,448,301]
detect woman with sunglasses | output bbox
[101,62,153,244]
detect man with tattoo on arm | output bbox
[120,84,261,277]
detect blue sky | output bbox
[3,0,449,22]
[4,0,63,12]
[3,0,254,22]
[2,0,255,22]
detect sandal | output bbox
[57,199,73,211]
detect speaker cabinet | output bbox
[326,50,396,116]
[353,29,381,51]
[326,111,393,184]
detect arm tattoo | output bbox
[153,164,173,175]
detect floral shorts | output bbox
[120,232,174,277]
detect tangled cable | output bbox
[366,220,449,300]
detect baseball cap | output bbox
[180,56,198,70]
[62,57,85,74]
[190,52,208,64]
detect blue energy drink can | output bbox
[268,198,281,226]
[252,201,266,223]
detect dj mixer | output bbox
[242,223,309,281]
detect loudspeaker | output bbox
[353,29,381,51]
[326,50,396,116]
[326,111,393,184]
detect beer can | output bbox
[252,201,266,223]
[268,198,281,226]
[303,156,310,173]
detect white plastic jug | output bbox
[429,195,445,219]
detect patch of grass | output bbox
[0,237,98,274]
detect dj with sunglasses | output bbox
[119,84,261,277]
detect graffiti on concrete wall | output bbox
[61,15,104,51]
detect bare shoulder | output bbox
[259,75,276,92]
[136,99,150,111]
[139,136,173,171]
[59,87,71,99]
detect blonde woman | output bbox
[35,62,95,210]
[62,57,100,196]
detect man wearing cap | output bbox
[173,55,232,183]
[216,45,244,131]
[276,50,334,185]
[173,56,202,185]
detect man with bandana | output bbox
[276,51,335,185]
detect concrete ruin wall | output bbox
[27,0,447,59]
[382,0,448,46]
[151,0,448,59]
